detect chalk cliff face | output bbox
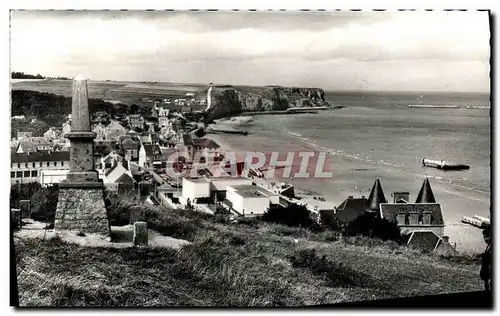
[205,85,328,119]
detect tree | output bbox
[262,203,314,228]
[343,213,402,242]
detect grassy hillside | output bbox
[14,204,483,307]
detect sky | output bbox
[10,10,490,92]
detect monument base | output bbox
[55,186,110,236]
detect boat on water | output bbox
[465,105,490,109]
[461,215,490,228]
[207,128,249,135]
[408,104,459,109]
[422,158,470,171]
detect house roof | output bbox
[379,203,444,226]
[229,184,276,198]
[162,148,178,161]
[335,197,369,223]
[11,151,69,163]
[407,231,440,252]
[17,140,36,152]
[182,134,194,146]
[142,144,162,157]
[116,173,135,184]
[366,179,387,212]
[194,138,220,149]
[121,138,137,149]
[415,178,437,203]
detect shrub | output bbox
[289,248,371,288]
[30,185,59,223]
[10,182,42,209]
[343,213,402,243]
[262,203,314,228]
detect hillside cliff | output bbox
[205,85,329,119]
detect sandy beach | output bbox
[205,110,490,254]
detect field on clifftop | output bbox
[11,79,206,108]
[14,205,484,307]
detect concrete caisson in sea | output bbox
[421,158,470,171]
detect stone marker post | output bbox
[19,200,31,219]
[129,206,145,224]
[54,75,110,235]
[11,209,22,229]
[133,221,148,246]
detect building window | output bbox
[31,170,38,177]
[47,162,50,167]
[61,161,64,166]
[54,161,57,166]
[396,213,406,226]
[39,162,42,167]
[409,213,419,225]
[32,162,35,168]
[25,163,28,168]
[16,171,22,178]
[23,171,30,177]
[17,163,20,168]
[10,171,15,178]
[422,212,431,225]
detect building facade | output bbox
[10,152,70,184]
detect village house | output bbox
[10,151,69,184]
[379,178,445,237]
[62,121,72,135]
[224,184,279,217]
[92,111,109,124]
[93,123,107,140]
[121,138,139,161]
[103,160,135,186]
[182,134,222,162]
[139,134,153,145]
[138,144,163,169]
[43,127,62,140]
[16,131,32,140]
[127,114,145,129]
[105,121,128,141]
[16,137,53,153]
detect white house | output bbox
[225,184,279,217]
[40,169,70,186]
[103,161,135,184]
[209,177,254,200]
[182,177,211,202]
[11,151,70,184]
[138,144,162,168]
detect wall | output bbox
[182,178,211,200]
[210,178,253,192]
[11,160,69,184]
[242,196,270,216]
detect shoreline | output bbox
[206,129,489,254]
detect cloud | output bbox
[10,10,490,92]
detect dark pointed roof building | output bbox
[366,178,387,213]
[415,178,437,203]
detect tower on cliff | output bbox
[206,83,214,112]
[54,75,110,235]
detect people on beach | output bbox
[480,225,492,291]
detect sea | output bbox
[211,91,491,252]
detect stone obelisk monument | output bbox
[54,75,110,235]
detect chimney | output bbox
[442,236,449,243]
